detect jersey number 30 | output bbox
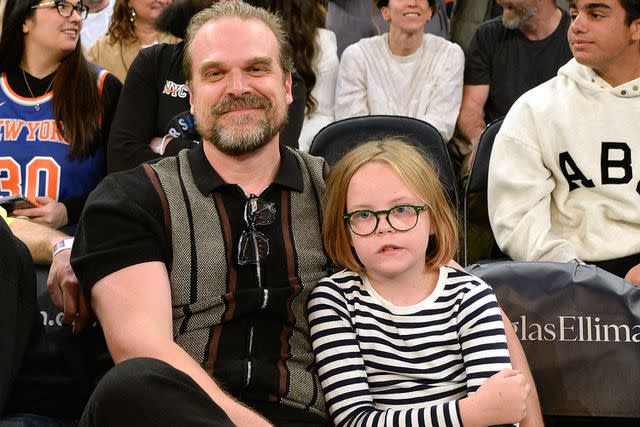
[0,156,61,200]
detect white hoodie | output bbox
[488,58,640,263]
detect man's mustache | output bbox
[210,95,271,115]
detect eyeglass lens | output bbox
[57,1,89,19]
[348,205,421,235]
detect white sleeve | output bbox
[487,102,581,262]
[334,44,370,121]
[299,29,339,152]
[421,43,464,142]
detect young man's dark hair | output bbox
[618,0,640,25]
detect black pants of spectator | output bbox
[0,221,37,416]
[79,358,330,427]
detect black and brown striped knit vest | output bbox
[149,147,328,418]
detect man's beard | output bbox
[501,4,538,29]
[197,94,288,156]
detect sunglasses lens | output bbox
[245,197,276,226]
[238,229,270,265]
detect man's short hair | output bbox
[183,1,295,82]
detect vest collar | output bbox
[188,143,304,195]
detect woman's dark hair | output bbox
[374,0,439,14]
[269,0,326,115]
[107,0,136,42]
[0,0,102,159]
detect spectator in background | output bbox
[270,0,338,152]
[0,0,120,420]
[488,0,640,283]
[80,0,114,51]
[327,0,449,57]
[86,0,179,82]
[105,0,307,173]
[457,0,572,165]
[335,0,464,142]
[0,0,121,230]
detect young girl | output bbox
[308,139,529,426]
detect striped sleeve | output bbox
[456,279,512,394]
[308,277,462,427]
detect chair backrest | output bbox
[467,260,640,420]
[463,117,504,265]
[309,115,459,209]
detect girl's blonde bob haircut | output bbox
[324,138,459,273]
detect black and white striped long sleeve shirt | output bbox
[308,266,512,427]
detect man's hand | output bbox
[47,249,92,334]
[625,262,640,286]
[14,197,68,229]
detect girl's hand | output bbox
[625,263,640,286]
[461,368,530,427]
[13,197,68,229]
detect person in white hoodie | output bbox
[487,0,640,283]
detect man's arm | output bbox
[91,261,271,426]
[457,84,489,165]
[8,218,68,265]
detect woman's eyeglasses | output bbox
[32,1,90,20]
[343,204,428,236]
[237,195,276,266]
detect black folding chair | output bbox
[310,115,459,210]
[463,117,504,265]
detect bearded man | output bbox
[70,3,329,426]
[456,0,573,164]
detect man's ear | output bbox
[187,81,195,114]
[630,17,640,43]
[284,71,293,106]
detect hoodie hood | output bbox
[558,58,640,99]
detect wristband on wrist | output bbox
[160,134,172,155]
[52,237,74,257]
[152,135,172,155]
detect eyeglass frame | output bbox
[31,0,90,20]
[343,204,428,237]
[237,195,276,266]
